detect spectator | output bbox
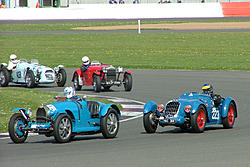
[119,0,125,4]
[177,0,181,3]
[0,1,6,8]
[109,0,117,4]
[201,0,205,2]
[133,0,139,4]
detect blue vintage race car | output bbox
[0,59,66,88]
[8,96,120,143]
[143,92,237,133]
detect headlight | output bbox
[184,105,192,113]
[25,108,32,118]
[117,66,123,73]
[102,67,108,73]
[54,67,59,73]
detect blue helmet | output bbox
[202,84,213,94]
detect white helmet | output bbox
[82,56,90,66]
[10,54,18,62]
[64,87,75,98]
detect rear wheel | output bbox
[26,70,36,88]
[222,102,236,129]
[8,113,28,144]
[54,114,72,143]
[124,74,132,91]
[93,75,101,92]
[101,108,119,138]
[73,73,82,91]
[191,105,206,133]
[143,112,158,133]
[0,68,10,87]
[56,68,67,87]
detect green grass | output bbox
[1,32,250,70]
[0,88,122,133]
[0,19,249,31]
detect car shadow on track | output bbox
[141,126,225,134]
[7,135,106,144]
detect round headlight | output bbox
[102,67,108,73]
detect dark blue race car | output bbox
[8,94,120,143]
[143,85,237,133]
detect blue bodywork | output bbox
[13,96,121,135]
[143,92,237,127]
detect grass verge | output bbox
[0,20,250,31]
[0,32,250,70]
[0,88,122,133]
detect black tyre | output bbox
[0,68,10,87]
[191,105,207,133]
[101,108,119,138]
[8,113,28,144]
[93,75,101,92]
[54,114,72,143]
[56,68,67,87]
[26,70,36,88]
[143,112,158,133]
[73,73,82,91]
[124,74,132,91]
[222,101,236,129]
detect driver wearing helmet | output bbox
[202,84,221,107]
[7,54,20,71]
[64,87,76,99]
[80,56,90,73]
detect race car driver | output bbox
[80,56,90,73]
[202,83,222,107]
[7,54,20,71]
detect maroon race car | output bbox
[72,61,132,92]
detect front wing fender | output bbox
[143,101,157,114]
[100,104,121,118]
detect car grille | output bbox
[45,70,54,80]
[165,102,180,117]
[106,69,116,81]
[36,108,47,123]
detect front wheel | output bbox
[54,114,72,143]
[73,73,82,91]
[56,68,67,87]
[0,68,10,87]
[26,70,36,88]
[101,108,119,138]
[222,102,236,129]
[93,75,101,92]
[8,113,28,144]
[191,105,207,133]
[123,74,132,91]
[143,112,158,133]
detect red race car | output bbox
[72,61,132,92]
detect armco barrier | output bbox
[221,2,250,17]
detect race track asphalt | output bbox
[0,69,250,167]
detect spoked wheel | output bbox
[56,68,67,87]
[101,108,119,138]
[54,114,72,143]
[222,102,236,129]
[191,105,206,133]
[8,113,28,144]
[26,70,36,88]
[73,73,82,91]
[93,75,101,92]
[143,112,158,133]
[123,74,132,91]
[0,68,10,87]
